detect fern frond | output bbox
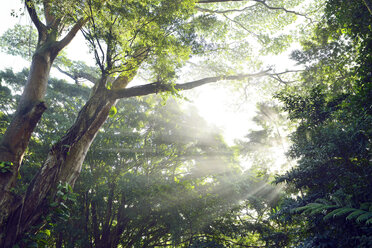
[293,203,336,215]
[356,212,372,223]
[360,202,372,211]
[346,210,365,220]
[324,208,355,220]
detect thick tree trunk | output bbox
[0,0,86,237]
[0,50,53,240]
[0,88,116,246]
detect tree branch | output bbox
[252,0,313,22]
[25,0,46,34]
[222,14,263,42]
[56,18,88,51]
[197,0,313,22]
[363,0,372,15]
[196,5,257,14]
[43,0,55,27]
[55,66,98,84]
[197,0,247,3]
[110,70,270,100]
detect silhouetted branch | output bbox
[110,70,271,99]
[25,0,46,34]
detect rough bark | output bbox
[0,50,53,238]
[1,87,116,246]
[0,1,87,242]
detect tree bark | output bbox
[0,1,86,238]
[1,86,116,246]
[0,49,53,239]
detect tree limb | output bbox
[252,0,312,22]
[110,70,270,100]
[25,0,46,34]
[56,18,88,51]
[43,0,55,27]
[196,5,257,14]
[197,0,247,3]
[197,0,313,22]
[55,66,98,84]
[222,14,263,42]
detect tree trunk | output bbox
[98,182,115,248]
[0,87,117,246]
[0,49,53,240]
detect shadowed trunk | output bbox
[0,49,54,241]
[1,87,117,246]
[0,2,86,241]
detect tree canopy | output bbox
[0,0,371,247]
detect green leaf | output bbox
[109,106,117,118]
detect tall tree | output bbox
[273,0,372,246]
[0,0,315,245]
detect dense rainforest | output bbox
[0,0,371,247]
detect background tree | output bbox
[273,0,372,246]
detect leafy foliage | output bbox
[272,0,372,247]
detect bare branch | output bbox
[197,0,313,22]
[222,14,263,42]
[81,28,104,72]
[110,70,270,100]
[267,69,303,84]
[197,0,247,3]
[55,66,98,84]
[196,5,257,14]
[55,66,77,82]
[25,0,46,34]
[252,0,313,22]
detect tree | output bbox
[0,0,315,245]
[0,68,281,247]
[273,0,372,246]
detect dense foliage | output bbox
[0,0,371,247]
[273,0,372,247]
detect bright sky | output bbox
[0,1,298,170]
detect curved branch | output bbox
[253,0,313,22]
[56,18,88,51]
[25,0,46,34]
[197,0,247,3]
[110,70,270,100]
[55,66,98,84]
[197,0,313,22]
[196,5,257,14]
